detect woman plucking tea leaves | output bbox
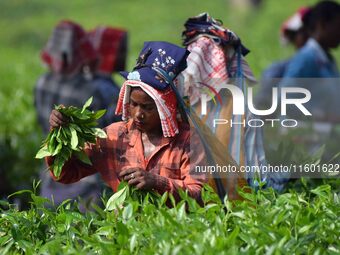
[46,42,208,204]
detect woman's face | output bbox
[318,16,340,49]
[129,87,162,135]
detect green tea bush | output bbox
[1,179,339,254]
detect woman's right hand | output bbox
[49,109,68,129]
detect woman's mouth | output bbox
[134,120,144,129]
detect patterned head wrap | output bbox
[116,41,190,137]
[182,12,250,56]
[88,26,128,75]
[280,7,311,45]
[116,80,178,137]
[177,13,256,105]
[41,20,96,74]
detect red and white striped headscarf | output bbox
[115,80,179,137]
[87,26,128,74]
[280,7,311,45]
[41,20,96,74]
[175,36,256,105]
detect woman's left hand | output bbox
[119,167,159,190]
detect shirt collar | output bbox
[126,119,172,147]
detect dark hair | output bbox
[130,86,143,92]
[303,1,340,31]
[283,30,299,42]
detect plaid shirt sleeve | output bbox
[46,142,102,184]
[46,121,208,204]
[46,123,123,184]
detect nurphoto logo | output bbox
[200,84,312,128]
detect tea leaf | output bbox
[70,127,78,150]
[35,146,51,159]
[106,186,128,211]
[81,96,93,113]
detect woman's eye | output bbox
[144,105,154,111]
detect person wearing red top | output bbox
[47,41,208,203]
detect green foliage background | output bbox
[0,0,339,194]
[0,1,339,253]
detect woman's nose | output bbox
[135,107,145,119]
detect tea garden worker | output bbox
[255,6,311,111]
[35,21,120,133]
[279,1,340,122]
[282,1,340,79]
[176,13,286,193]
[279,1,340,160]
[35,20,119,208]
[46,41,208,203]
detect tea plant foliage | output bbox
[1,179,339,254]
[35,97,107,178]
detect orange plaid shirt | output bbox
[47,120,207,202]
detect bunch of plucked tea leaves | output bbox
[35,97,107,179]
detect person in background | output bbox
[176,13,279,195]
[87,26,128,122]
[282,1,340,79]
[34,20,121,208]
[255,7,311,110]
[279,1,340,160]
[46,41,208,204]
